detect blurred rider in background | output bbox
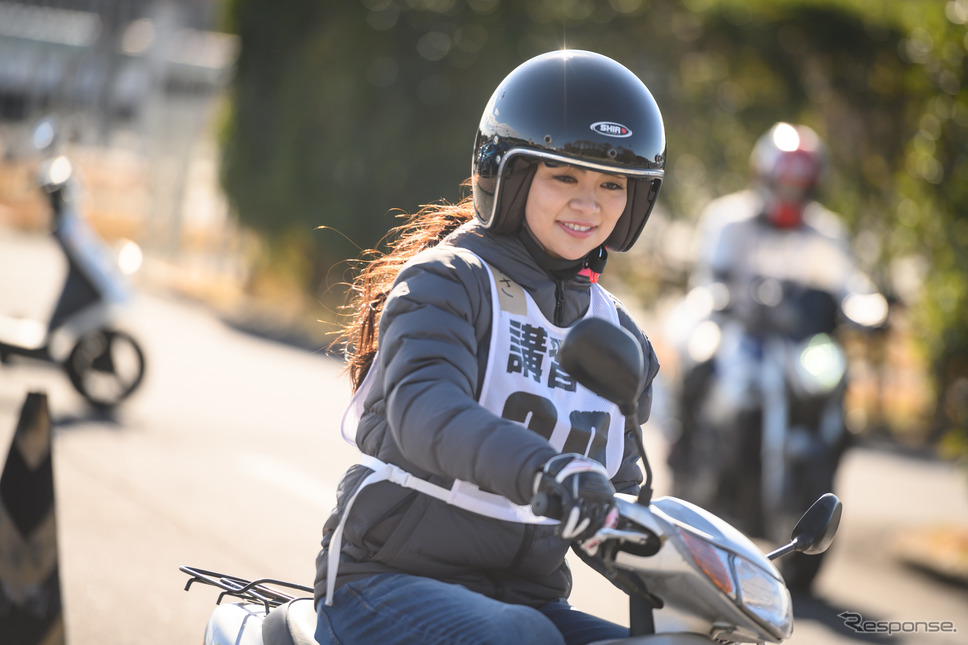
[693,122,853,293]
[668,121,887,473]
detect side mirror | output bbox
[560,317,657,506]
[842,292,890,329]
[33,118,58,151]
[767,493,843,560]
[557,318,644,415]
[791,493,843,555]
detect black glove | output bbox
[531,453,616,541]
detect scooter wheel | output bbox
[66,328,146,409]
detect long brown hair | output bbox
[336,193,476,391]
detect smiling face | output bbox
[524,162,629,261]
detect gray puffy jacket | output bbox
[314,221,660,608]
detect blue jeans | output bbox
[315,573,629,645]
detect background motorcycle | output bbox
[0,119,147,409]
[667,276,885,591]
[180,318,841,644]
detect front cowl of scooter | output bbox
[612,495,794,643]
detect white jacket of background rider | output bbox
[690,189,876,302]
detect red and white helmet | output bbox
[750,122,827,228]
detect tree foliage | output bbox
[219,0,967,444]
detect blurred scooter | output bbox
[0,119,146,409]
[666,273,886,592]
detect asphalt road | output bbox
[1,227,966,644]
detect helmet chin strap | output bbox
[578,246,608,284]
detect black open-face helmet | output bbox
[472,50,666,253]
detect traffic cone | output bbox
[0,391,66,645]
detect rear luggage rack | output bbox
[180,565,313,614]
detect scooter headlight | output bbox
[792,333,846,396]
[733,554,793,640]
[679,528,793,641]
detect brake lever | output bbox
[593,527,656,545]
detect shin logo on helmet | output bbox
[590,121,632,138]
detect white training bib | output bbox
[447,256,626,521]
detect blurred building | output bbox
[0,0,245,295]
[0,0,234,135]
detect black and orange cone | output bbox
[0,391,66,645]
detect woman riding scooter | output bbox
[315,49,665,645]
